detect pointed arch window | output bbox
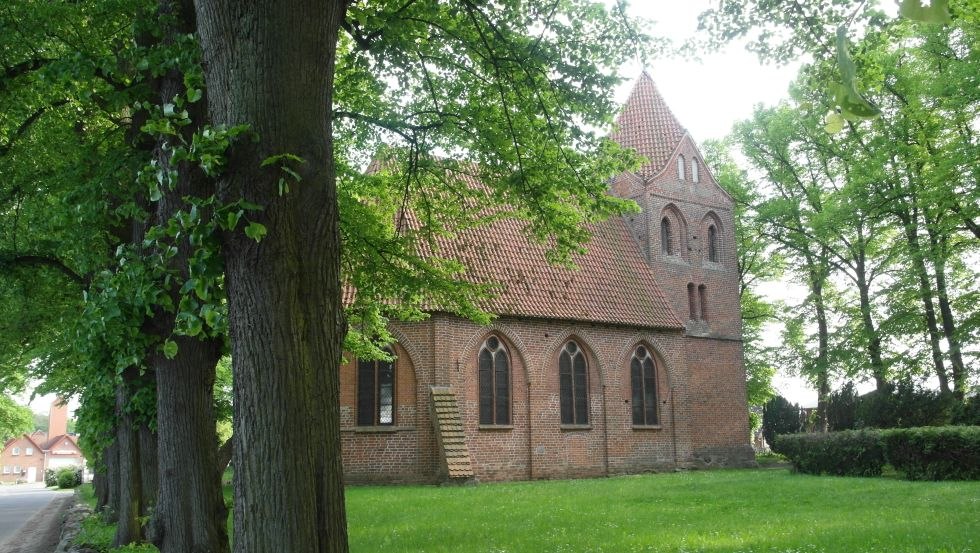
[661,218,673,255]
[707,224,719,262]
[559,340,589,425]
[479,336,510,425]
[631,345,659,426]
[692,158,700,183]
[357,349,395,426]
[698,285,709,322]
[677,155,686,180]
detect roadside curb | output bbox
[53,495,92,553]
[0,493,73,553]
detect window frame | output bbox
[630,345,660,427]
[25,447,33,456]
[707,224,719,263]
[677,155,686,180]
[356,349,396,427]
[558,340,590,426]
[661,217,674,255]
[687,283,697,320]
[478,335,511,426]
[691,158,700,183]
[11,447,19,456]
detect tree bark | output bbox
[103,440,120,522]
[895,205,950,394]
[923,214,967,398]
[194,1,349,551]
[139,423,158,518]
[114,368,144,547]
[145,3,232,552]
[853,241,887,389]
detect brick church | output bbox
[339,73,754,483]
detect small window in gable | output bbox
[25,447,33,456]
[631,346,659,426]
[698,284,709,322]
[357,349,396,426]
[708,224,719,263]
[692,158,700,183]
[677,155,685,180]
[687,283,697,320]
[11,447,19,456]
[559,341,589,425]
[479,336,511,426]
[661,218,673,255]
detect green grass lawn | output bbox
[76,468,979,553]
[347,469,979,553]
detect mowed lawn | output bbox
[346,469,979,553]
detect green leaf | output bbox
[898,0,952,24]
[226,211,242,230]
[187,88,203,103]
[824,111,845,134]
[163,340,178,359]
[245,222,267,242]
[832,27,881,121]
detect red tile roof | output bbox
[431,215,682,329]
[609,72,687,179]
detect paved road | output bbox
[0,484,68,545]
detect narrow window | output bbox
[708,225,718,262]
[559,340,589,425]
[479,336,511,425]
[357,349,395,426]
[631,346,659,426]
[699,285,709,322]
[661,218,673,255]
[677,155,685,180]
[687,283,697,320]
[692,158,700,183]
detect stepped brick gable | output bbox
[339,73,754,483]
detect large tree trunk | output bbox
[144,2,232,552]
[114,368,144,547]
[194,1,349,551]
[103,440,120,521]
[854,244,887,389]
[896,205,950,394]
[924,216,967,398]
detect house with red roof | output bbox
[339,73,753,483]
[1,398,85,483]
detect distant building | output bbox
[0,398,84,483]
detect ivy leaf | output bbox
[245,222,267,242]
[824,111,845,134]
[832,27,881,121]
[226,210,242,230]
[898,0,952,24]
[163,340,178,359]
[187,88,203,103]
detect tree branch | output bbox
[215,435,233,478]
[1,254,89,286]
[0,99,70,156]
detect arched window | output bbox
[687,283,697,320]
[661,218,673,255]
[707,224,719,262]
[691,158,700,183]
[479,336,510,425]
[357,349,395,426]
[677,155,685,180]
[559,340,588,425]
[631,345,658,426]
[698,285,709,322]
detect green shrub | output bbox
[883,426,980,481]
[950,393,980,426]
[44,469,58,487]
[856,381,953,429]
[772,429,885,477]
[762,395,803,446]
[56,466,82,489]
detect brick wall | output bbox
[338,312,752,483]
[0,436,45,483]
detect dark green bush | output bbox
[56,466,82,489]
[883,426,980,481]
[950,394,980,426]
[44,468,58,487]
[827,382,858,431]
[762,395,803,447]
[855,381,953,429]
[772,430,885,477]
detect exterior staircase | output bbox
[429,386,475,482]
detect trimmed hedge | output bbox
[883,426,980,481]
[773,426,980,481]
[773,429,885,477]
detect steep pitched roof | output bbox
[609,72,687,179]
[41,433,78,451]
[430,213,682,330]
